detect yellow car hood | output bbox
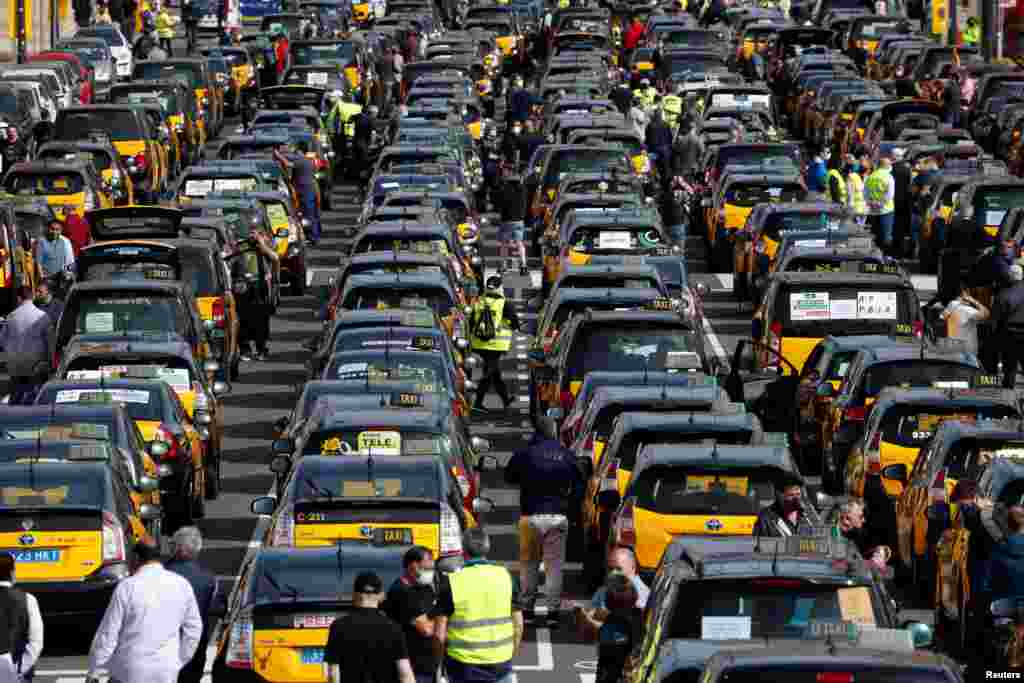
[633,508,756,569]
[724,204,754,231]
[779,336,821,376]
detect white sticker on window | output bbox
[337,362,369,376]
[701,616,752,640]
[789,291,829,321]
[156,368,191,392]
[599,231,632,250]
[795,239,826,248]
[830,299,858,320]
[84,312,115,333]
[306,72,328,86]
[986,210,1007,226]
[184,179,213,196]
[857,291,898,319]
[215,179,244,191]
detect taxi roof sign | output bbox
[859,261,901,275]
[391,392,424,407]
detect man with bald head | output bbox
[575,547,649,640]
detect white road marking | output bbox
[41,646,219,680]
[580,675,596,683]
[512,627,554,671]
[701,316,728,365]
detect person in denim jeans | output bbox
[504,416,584,627]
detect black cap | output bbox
[353,571,383,594]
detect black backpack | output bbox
[473,302,497,341]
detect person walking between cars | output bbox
[0,286,52,406]
[235,228,278,362]
[826,157,846,206]
[181,0,201,53]
[845,156,867,226]
[594,574,643,683]
[166,527,223,683]
[504,416,584,627]
[274,144,320,245]
[499,169,528,277]
[86,541,203,683]
[865,156,896,255]
[0,553,43,683]
[992,264,1024,388]
[156,4,175,56]
[324,572,415,683]
[470,276,519,414]
[753,476,816,537]
[434,528,525,683]
[35,219,75,291]
[382,547,441,683]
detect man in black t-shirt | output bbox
[324,572,415,683]
[382,547,440,683]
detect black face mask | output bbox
[782,498,802,514]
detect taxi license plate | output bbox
[374,528,413,545]
[294,613,335,628]
[11,549,60,563]
[301,647,326,664]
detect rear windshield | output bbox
[293,42,355,66]
[718,147,800,173]
[324,356,443,387]
[342,287,453,316]
[861,361,980,398]
[784,257,884,274]
[66,292,187,338]
[775,286,917,336]
[566,326,696,377]
[709,669,951,683]
[61,359,195,392]
[182,177,258,196]
[760,213,841,241]
[331,329,440,353]
[880,403,1018,446]
[78,26,126,47]
[546,150,629,185]
[355,237,450,256]
[81,261,176,283]
[303,430,451,457]
[4,172,84,195]
[669,578,882,640]
[134,62,201,88]
[57,110,141,140]
[724,183,804,207]
[293,462,440,500]
[560,276,659,290]
[616,429,754,470]
[0,467,106,507]
[631,465,775,515]
[567,227,662,252]
[111,89,178,112]
[38,386,165,421]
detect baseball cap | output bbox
[353,571,383,594]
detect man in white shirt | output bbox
[0,553,43,683]
[86,541,203,683]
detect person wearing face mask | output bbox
[33,281,63,330]
[34,220,76,293]
[753,477,816,537]
[382,546,440,683]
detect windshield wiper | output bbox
[304,477,336,500]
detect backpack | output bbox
[473,301,497,341]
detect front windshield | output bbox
[724,183,805,206]
[777,287,916,336]
[293,42,355,65]
[4,172,84,195]
[324,356,444,385]
[134,62,201,88]
[303,429,452,457]
[182,177,258,196]
[548,150,628,184]
[113,89,178,112]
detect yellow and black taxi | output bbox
[36,137,134,206]
[308,307,454,358]
[947,175,1024,247]
[528,145,632,227]
[820,340,985,496]
[333,251,464,308]
[704,171,807,272]
[290,38,372,100]
[334,271,467,340]
[770,239,889,283]
[528,305,708,425]
[2,157,112,221]
[209,544,403,679]
[175,166,268,204]
[0,196,39,314]
[753,265,923,378]
[52,106,165,204]
[0,446,159,618]
[738,200,849,301]
[628,535,935,683]
[605,443,814,579]
[270,406,490,511]
[107,79,204,169]
[132,59,223,142]
[848,382,1020,504]
[252,454,488,573]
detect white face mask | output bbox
[417,569,436,586]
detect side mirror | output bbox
[816,383,835,398]
[472,496,495,514]
[251,495,277,515]
[455,337,469,351]
[881,463,909,484]
[596,489,621,509]
[212,381,231,396]
[546,407,563,420]
[272,437,295,454]
[901,621,933,648]
[270,455,291,474]
[138,504,162,521]
[147,441,169,458]
[137,476,159,493]
[464,354,480,370]
[195,412,213,426]
[471,436,491,452]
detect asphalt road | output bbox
[26,33,941,683]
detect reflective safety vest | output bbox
[964,24,980,45]
[827,169,847,205]
[636,87,656,110]
[446,562,515,665]
[847,172,866,215]
[662,94,683,127]
[865,168,895,213]
[470,294,513,352]
[339,102,363,137]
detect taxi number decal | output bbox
[294,614,334,629]
[648,298,673,311]
[301,648,326,664]
[357,431,401,455]
[10,549,60,563]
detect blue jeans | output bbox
[300,189,321,242]
[875,212,894,250]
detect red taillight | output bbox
[913,320,924,338]
[155,425,180,460]
[769,321,783,337]
[817,674,854,683]
[844,405,866,422]
[768,321,783,367]
[212,297,225,328]
[614,498,635,546]
[225,610,254,669]
[866,431,882,474]
[560,390,574,414]
[101,511,125,563]
[134,153,147,170]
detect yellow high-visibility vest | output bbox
[340,102,363,137]
[865,168,895,213]
[470,294,513,352]
[827,169,847,205]
[847,172,866,215]
[446,563,515,665]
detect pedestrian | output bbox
[891,149,912,255]
[942,74,961,128]
[273,144,320,245]
[181,0,200,52]
[575,546,649,640]
[498,170,528,276]
[805,151,827,199]
[393,47,405,99]
[941,286,990,356]
[830,499,892,570]
[34,219,75,284]
[826,156,846,206]
[865,156,896,255]
[377,46,395,110]
[86,540,203,683]
[504,415,584,626]
[156,3,176,56]
[623,15,644,62]
[381,547,441,683]
[235,228,278,361]
[672,119,704,178]
[0,553,43,683]
[644,104,673,193]
[74,0,93,28]
[351,105,374,193]
[324,571,415,683]
[434,528,524,683]
[992,264,1024,388]
[469,275,519,414]
[506,77,530,137]
[845,156,867,225]
[165,527,223,683]
[752,476,816,537]
[964,16,980,46]
[629,91,648,138]
[594,574,642,683]
[61,206,91,256]
[0,286,51,406]
[33,280,64,329]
